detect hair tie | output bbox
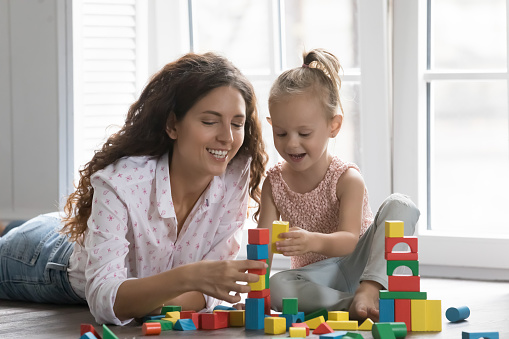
[302,63,309,68]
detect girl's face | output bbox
[167,86,246,179]
[269,92,341,173]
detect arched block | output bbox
[387,260,419,276]
[385,236,418,253]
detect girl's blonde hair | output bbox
[268,48,343,119]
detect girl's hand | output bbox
[191,260,267,304]
[276,227,315,256]
[232,303,245,310]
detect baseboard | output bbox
[420,264,509,281]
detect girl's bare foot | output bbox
[348,280,384,322]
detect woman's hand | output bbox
[190,259,267,304]
[275,227,316,256]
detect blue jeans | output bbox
[0,213,85,304]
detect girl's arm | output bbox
[256,179,281,272]
[276,168,364,258]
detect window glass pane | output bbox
[284,0,359,69]
[191,0,272,74]
[431,0,506,70]
[430,81,509,235]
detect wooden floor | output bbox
[0,278,508,339]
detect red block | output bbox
[385,236,418,253]
[313,322,334,334]
[191,313,203,329]
[292,322,310,336]
[142,322,161,335]
[180,310,196,319]
[202,312,228,330]
[80,324,101,339]
[385,251,418,261]
[389,275,420,292]
[395,299,411,331]
[248,228,270,245]
[264,294,271,315]
[248,259,267,275]
[248,288,270,299]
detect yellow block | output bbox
[248,274,266,291]
[385,220,404,237]
[358,318,374,330]
[229,310,245,327]
[411,299,427,331]
[161,317,178,324]
[264,317,286,335]
[165,311,180,319]
[328,311,349,321]
[425,300,442,332]
[304,315,325,329]
[289,327,307,337]
[326,320,358,330]
[272,221,289,254]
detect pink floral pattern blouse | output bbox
[67,152,251,325]
[267,156,373,269]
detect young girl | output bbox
[257,49,420,322]
[0,52,268,325]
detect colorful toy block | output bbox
[410,299,441,331]
[213,305,236,311]
[319,332,347,338]
[249,228,270,244]
[248,288,270,298]
[292,322,310,336]
[80,324,101,338]
[201,312,228,330]
[191,312,203,329]
[145,319,173,331]
[272,221,289,253]
[326,320,358,330]
[280,312,305,330]
[161,305,181,313]
[411,299,426,331]
[304,308,328,321]
[247,244,269,260]
[245,297,265,330]
[174,318,196,331]
[328,311,349,321]
[385,251,418,261]
[248,273,266,291]
[141,314,165,322]
[379,298,395,322]
[446,306,470,322]
[283,298,299,315]
[372,322,407,339]
[386,260,419,276]
[394,299,411,330]
[264,294,272,315]
[229,310,245,327]
[305,315,325,329]
[385,220,404,237]
[385,236,418,253]
[248,259,267,275]
[265,317,286,335]
[289,326,307,337]
[102,325,118,339]
[358,318,374,330]
[161,317,178,325]
[379,291,427,300]
[80,333,97,339]
[142,322,161,335]
[180,310,196,318]
[313,321,334,334]
[165,311,180,319]
[343,332,364,339]
[388,275,420,292]
[462,331,499,339]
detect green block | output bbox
[146,319,173,331]
[379,290,427,300]
[304,307,328,321]
[343,332,364,339]
[102,324,119,339]
[161,305,182,314]
[372,322,407,339]
[282,298,298,315]
[387,260,419,276]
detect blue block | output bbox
[462,331,499,339]
[80,332,97,339]
[174,319,196,331]
[247,244,269,260]
[319,331,347,338]
[446,306,470,322]
[245,298,265,330]
[140,314,165,322]
[214,305,237,311]
[379,298,395,322]
[280,312,305,330]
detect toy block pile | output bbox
[245,227,271,330]
[379,220,441,332]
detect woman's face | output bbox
[167,86,246,180]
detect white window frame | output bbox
[393,0,509,280]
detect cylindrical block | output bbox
[446,306,470,322]
[142,322,162,335]
[390,322,408,338]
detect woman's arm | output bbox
[276,168,364,258]
[256,179,281,271]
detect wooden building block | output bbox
[283,298,299,315]
[245,298,265,330]
[280,312,305,330]
[462,331,499,339]
[380,298,395,322]
[358,318,374,330]
[248,259,267,275]
[145,319,173,331]
[201,312,228,330]
[249,228,270,244]
[264,317,286,335]
[386,260,419,276]
[174,319,196,331]
[179,310,196,319]
[289,326,307,337]
[305,315,325,329]
[272,221,289,253]
[80,333,97,339]
[304,308,328,321]
[411,299,427,331]
[313,322,334,334]
[213,305,236,311]
[191,312,203,329]
[160,305,181,314]
[80,324,101,338]
[380,291,427,300]
[343,333,364,339]
[102,325,118,339]
[446,306,470,322]
[425,300,442,331]
[385,251,418,261]
[385,236,418,253]
[291,322,310,336]
[247,244,269,260]
[248,287,270,299]
[394,299,411,331]
[319,332,348,339]
[385,220,404,237]
[326,320,358,330]
[389,275,420,292]
[264,294,271,315]
[328,311,349,321]
[165,311,180,319]
[248,274,266,291]
[372,322,407,339]
[229,310,245,327]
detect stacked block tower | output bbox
[245,228,271,330]
[379,220,442,332]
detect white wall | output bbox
[0,0,72,220]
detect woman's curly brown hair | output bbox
[62,52,268,244]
